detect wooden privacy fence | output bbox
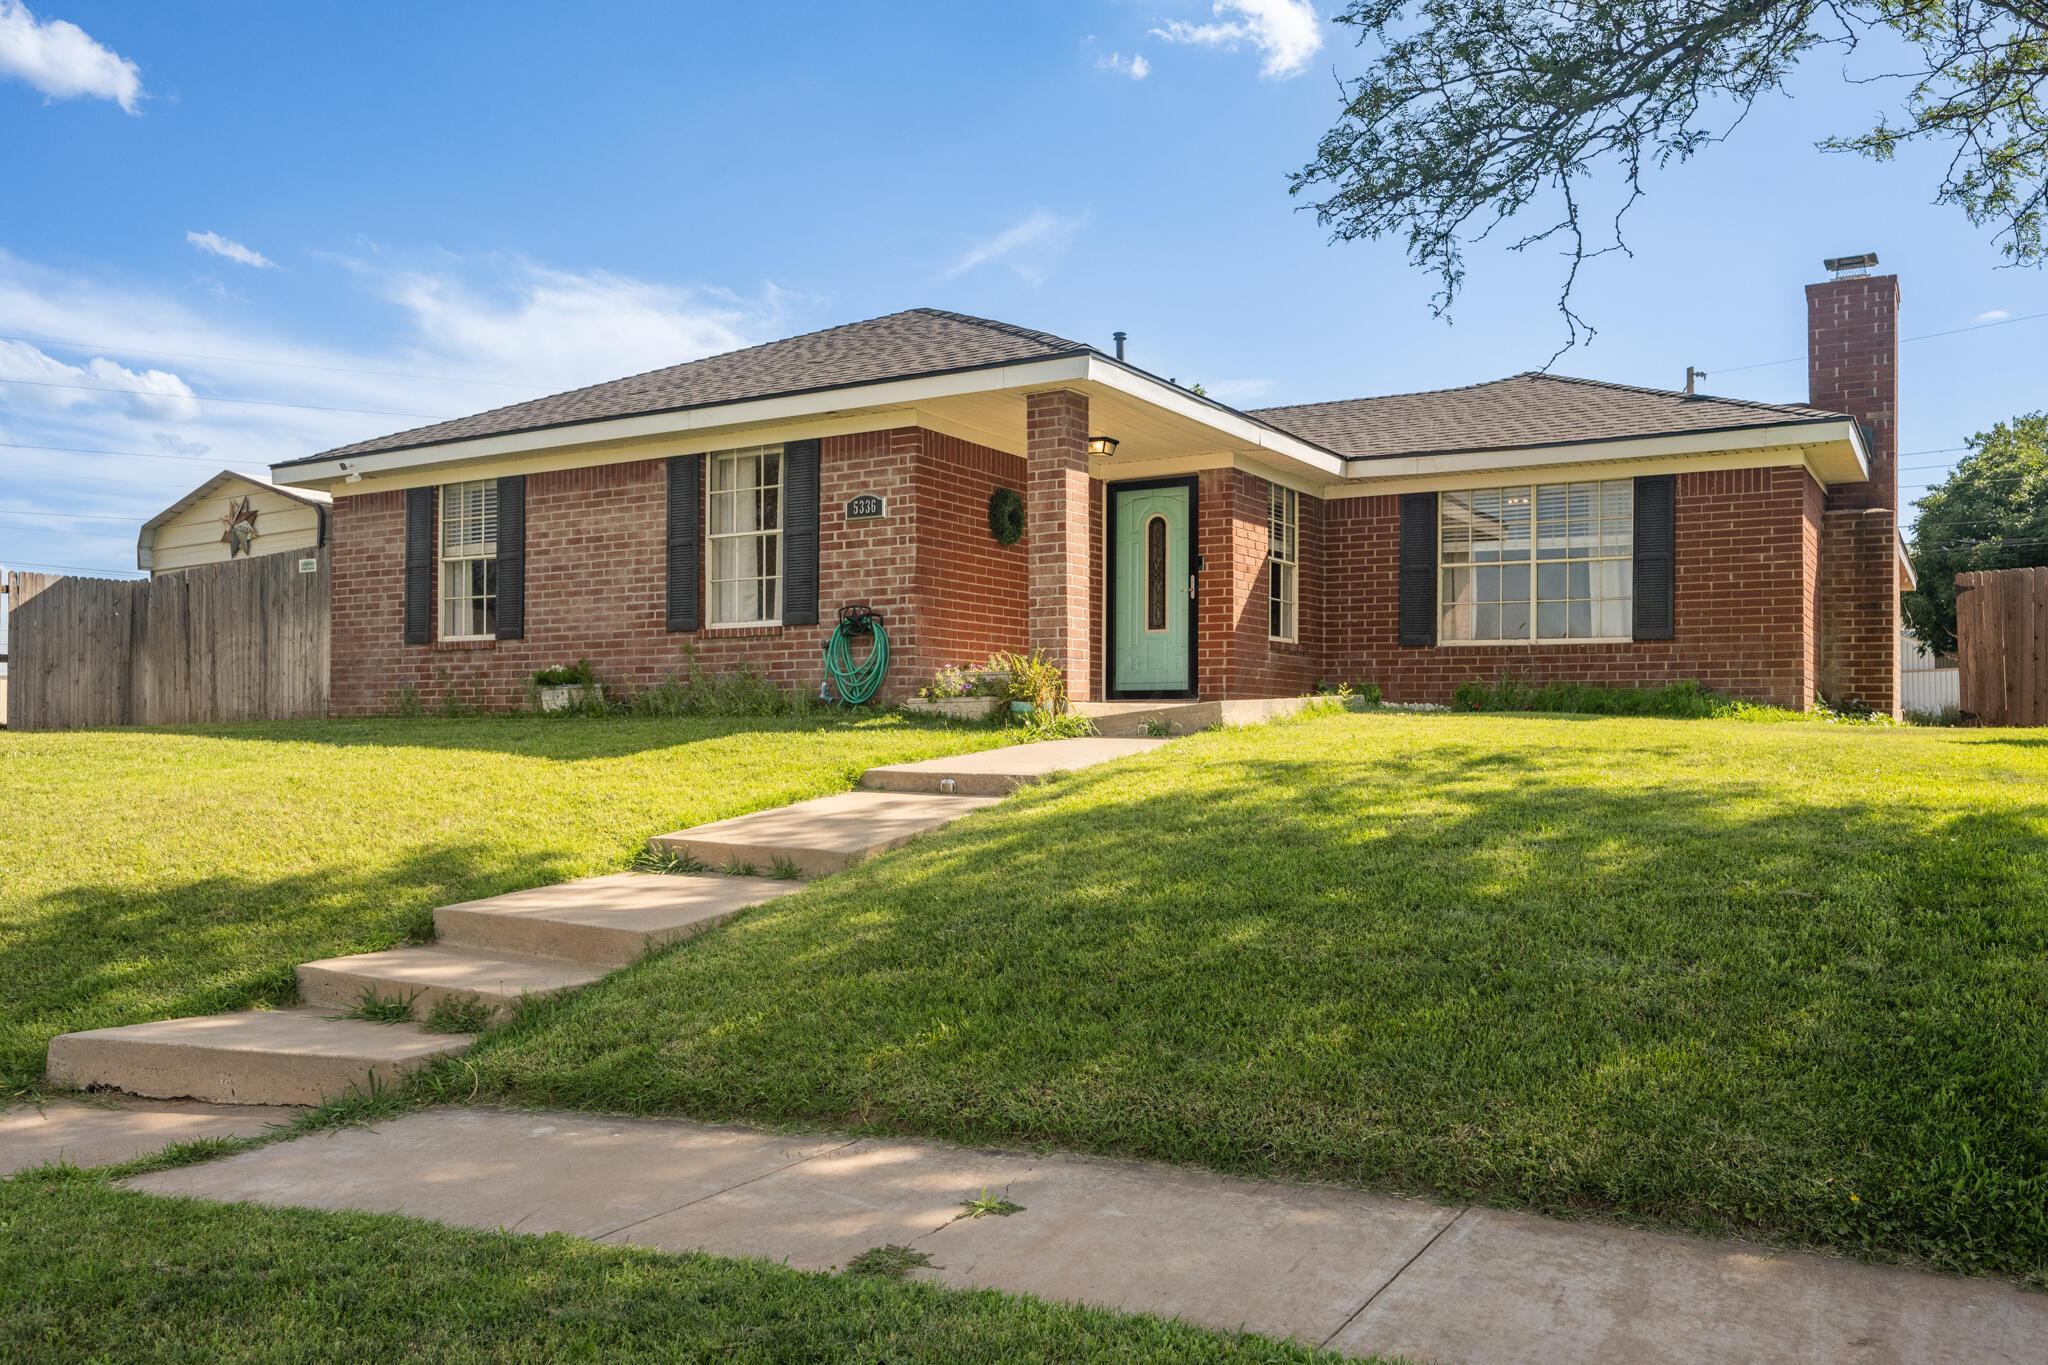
[4,551,329,730]
[1957,567,2048,727]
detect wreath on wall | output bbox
[987,487,1025,546]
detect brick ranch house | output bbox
[272,264,1907,716]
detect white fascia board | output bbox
[1340,419,1869,485]
[1080,358,1346,477]
[273,355,1096,489]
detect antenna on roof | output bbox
[1113,331,1127,362]
[1684,366,1707,396]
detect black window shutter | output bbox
[666,454,702,633]
[782,439,821,626]
[404,486,435,645]
[1397,492,1437,647]
[1633,474,1676,640]
[494,474,526,640]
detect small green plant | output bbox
[1016,709,1097,740]
[532,659,596,688]
[768,856,804,880]
[960,1188,1024,1219]
[1139,715,1175,738]
[1905,704,1965,727]
[725,859,759,878]
[987,649,1067,713]
[342,988,418,1024]
[385,683,424,718]
[1814,693,1899,726]
[843,1244,935,1279]
[633,847,708,875]
[919,666,976,701]
[422,993,494,1034]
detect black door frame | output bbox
[1103,475,1200,700]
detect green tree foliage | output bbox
[1902,413,2048,655]
[1293,1,2048,347]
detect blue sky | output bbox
[3,0,2045,598]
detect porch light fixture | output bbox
[1087,435,1120,457]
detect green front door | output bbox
[1112,483,1192,695]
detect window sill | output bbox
[699,623,786,639]
[433,637,497,651]
[1435,637,1639,648]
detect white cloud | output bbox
[186,231,277,270]
[938,210,1084,284]
[0,248,790,576]
[1975,309,2011,323]
[1097,51,1150,80]
[0,0,142,112]
[1151,0,1323,79]
[0,337,198,419]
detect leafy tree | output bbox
[1292,1,2048,348]
[1902,412,2048,656]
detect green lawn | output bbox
[0,1171,1346,1363]
[0,714,1007,1093]
[460,711,2048,1285]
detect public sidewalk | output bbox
[128,1105,2045,1363]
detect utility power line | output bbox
[1711,308,2048,376]
[0,375,454,420]
[0,331,552,391]
[0,440,272,468]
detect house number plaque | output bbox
[845,493,886,520]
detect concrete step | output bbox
[648,790,998,878]
[860,737,1167,796]
[435,872,800,968]
[296,944,607,1021]
[1072,697,1314,738]
[45,1007,471,1107]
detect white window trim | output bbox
[1269,484,1299,644]
[438,479,497,642]
[705,444,785,629]
[1438,480,1634,646]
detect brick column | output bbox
[1026,389,1095,702]
[1808,271,1901,716]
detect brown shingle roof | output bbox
[1251,373,1845,462]
[281,308,1088,466]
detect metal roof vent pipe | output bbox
[1113,331,1127,362]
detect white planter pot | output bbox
[903,696,1000,722]
[536,685,582,713]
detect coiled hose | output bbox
[823,609,890,705]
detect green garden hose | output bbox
[823,608,890,706]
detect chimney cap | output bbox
[1823,252,1879,278]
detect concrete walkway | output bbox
[1,1096,294,1174]
[46,737,1161,1107]
[129,1106,2046,1364]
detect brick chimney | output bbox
[1807,259,1901,716]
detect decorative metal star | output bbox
[220,495,259,557]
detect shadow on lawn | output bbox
[2,841,589,1092]
[472,728,2048,1278]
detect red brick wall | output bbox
[1320,467,1819,708]
[1193,469,1322,698]
[1808,272,1901,715]
[1026,390,1096,701]
[915,432,1029,671]
[329,427,1014,714]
